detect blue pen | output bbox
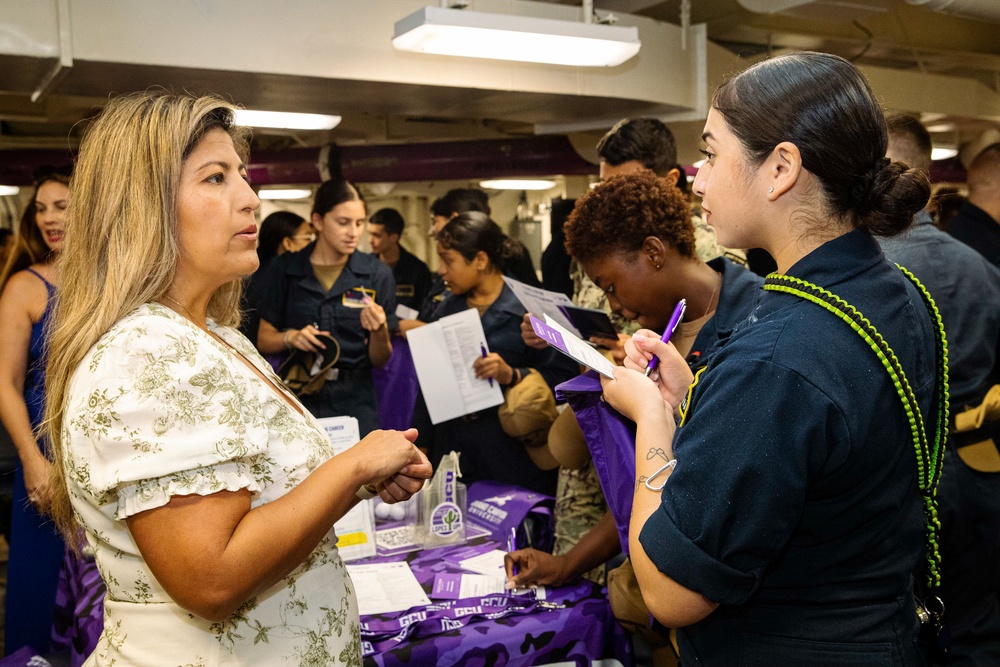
[644,299,687,377]
[480,343,493,387]
[508,527,518,575]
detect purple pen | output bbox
[508,527,518,575]
[480,343,493,387]
[644,299,687,377]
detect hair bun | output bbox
[857,162,931,236]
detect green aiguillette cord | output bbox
[763,266,949,590]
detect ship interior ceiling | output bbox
[3,0,1000,252]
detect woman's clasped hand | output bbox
[348,427,432,503]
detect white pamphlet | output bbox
[502,276,580,335]
[457,549,506,576]
[316,416,377,562]
[530,314,618,379]
[345,561,432,615]
[407,308,504,424]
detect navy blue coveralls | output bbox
[259,243,398,436]
[882,210,1000,665]
[641,231,937,666]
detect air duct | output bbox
[905,0,1000,23]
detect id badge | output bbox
[396,284,415,298]
[342,287,375,308]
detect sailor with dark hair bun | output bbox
[601,52,942,665]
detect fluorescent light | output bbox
[234,109,341,130]
[925,123,955,133]
[258,188,312,200]
[0,185,19,196]
[931,146,958,161]
[393,6,641,67]
[480,179,557,191]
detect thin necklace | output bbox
[161,294,206,330]
[162,294,235,351]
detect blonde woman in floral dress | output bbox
[44,92,432,666]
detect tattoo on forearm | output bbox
[635,476,648,493]
[646,447,670,463]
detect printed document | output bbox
[529,315,617,379]
[346,562,431,615]
[407,308,504,424]
[316,416,377,561]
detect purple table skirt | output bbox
[357,537,633,667]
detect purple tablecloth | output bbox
[357,538,633,667]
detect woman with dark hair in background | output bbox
[411,212,577,495]
[257,180,397,435]
[0,166,73,655]
[602,52,942,664]
[239,210,313,344]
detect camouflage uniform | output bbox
[553,459,608,585]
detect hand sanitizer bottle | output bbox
[420,451,466,547]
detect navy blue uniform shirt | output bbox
[382,246,433,313]
[641,230,937,666]
[881,209,1000,408]
[258,243,399,369]
[947,200,1000,270]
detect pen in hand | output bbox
[645,299,687,377]
[480,343,493,387]
[508,527,518,576]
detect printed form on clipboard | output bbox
[529,314,617,379]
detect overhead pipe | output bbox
[0,135,597,187]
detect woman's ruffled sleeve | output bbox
[64,315,272,520]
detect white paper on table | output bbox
[345,561,432,615]
[395,303,419,320]
[456,574,547,599]
[457,549,506,576]
[407,308,504,424]
[316,416,377,562]
[502,277,580,335]
[530,314,617,379]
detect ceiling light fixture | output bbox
[931,146,958,161]
[0,185,20,196]
[258,188,313,200]
[480,179,557,191]
[234,109,341,131]
[392,6,641,67]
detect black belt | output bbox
[322,366,369,383]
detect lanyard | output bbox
[359,594,564,656]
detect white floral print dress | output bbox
[63,304,362,666]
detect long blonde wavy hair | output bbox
[44,92,251,539]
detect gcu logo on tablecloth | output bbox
[453,605,483,616]
[441,617,464,631]
[398,611,427,627]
